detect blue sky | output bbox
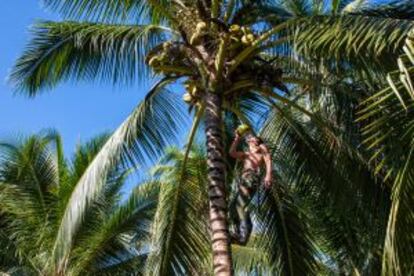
[0,1,150,154]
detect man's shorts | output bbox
[238,169,261,192]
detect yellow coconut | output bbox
[241,35,250,45]
[148,56,160,66]
[236,124,251,136]
[182,93,193,103]
[184,83,192,90]
[163,41,172,50]
[190,86,198,97]
[246,34,255,43]
[196,21,207,31]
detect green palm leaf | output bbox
[261,97,389,272]
[0,131,168,275]
[292,14,414,72]
[41,0,175,23]
[232,242,270,274]
[145,146,211,275]
[10,21,167,96]
[51,82,186,269]
[255,183,319,275]
[69,181,159,275]
[358,30,414,276]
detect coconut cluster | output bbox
[229,24,256,46]
[145,41,190,74]
[182,79,201,105]
[145,18,285,107]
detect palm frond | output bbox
[349,0,414,20]
[10,21,167,96]
[280,0,311,16]
[0,135,58,216]
[232,242,270,274]
[41,0,176,24]
[145,146,211,275]
[50,81,187,270]
[261,98,390,272]
[231,3,292,26]
[0,134,61,273]
[255,183,319,275]
[358,30,414,275]
[69,181,159,275]
[292,14,414,73]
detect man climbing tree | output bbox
[229,125,273,245]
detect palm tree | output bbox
[0,131,159,275]
[10,0,414,274]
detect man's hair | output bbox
[245,133,264,145]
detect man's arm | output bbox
[229,132,246,159]
[261,144,273,188]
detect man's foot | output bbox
[230,230,248,246]
[237,220,252,246]
[230,228,243,245]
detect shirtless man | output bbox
[229,131,272,245]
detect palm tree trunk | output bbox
[204,91,233,276]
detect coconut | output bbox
[241,35,250,45]
[246,34,255,43]
[196,21,207,31]
[241,26,252,35]
[163,41,172,50]
[236,124,251,136]
[190,86,198,97]
[230,24,241,33]
[148,56,160,66]
[182,93,193,103]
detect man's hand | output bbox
[264,175,272,189]
[230,130,245,159]
[234,130,241,140]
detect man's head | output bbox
[245,134,263,152]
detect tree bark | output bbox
[204,91,233,276]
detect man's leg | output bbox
[232,177,256,245]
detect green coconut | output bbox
[230,24,241,33]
